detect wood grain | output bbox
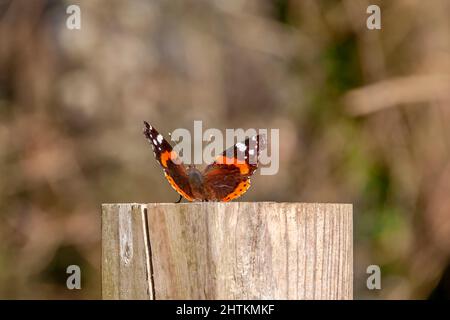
[102,204,153,299]
[102,202,352,300]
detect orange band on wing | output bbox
[222,180,251,202]
[216,156,249,175]
[164,172,193,201]
[161,151,178,168]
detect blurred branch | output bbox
[344,74,450,116]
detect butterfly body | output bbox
[186,166,208,201]
[143,121,264,202]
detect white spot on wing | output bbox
[157,134,163,144]
[236,142,246,152]
[249,149,255,155]
[152,139,157,145]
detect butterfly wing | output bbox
[203,134,266,201]
[143,121,194,201]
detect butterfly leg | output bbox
[175,195,182,203]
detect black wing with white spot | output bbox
[218,134,266,174]
[143,121,194,201]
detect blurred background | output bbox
[0,0,449,299]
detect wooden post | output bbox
[102,202,353,300]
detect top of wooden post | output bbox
[102,202,353,300]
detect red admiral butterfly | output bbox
[143,121,266,202]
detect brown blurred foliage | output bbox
[0,0,449,299]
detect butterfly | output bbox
[143,121,265,202]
